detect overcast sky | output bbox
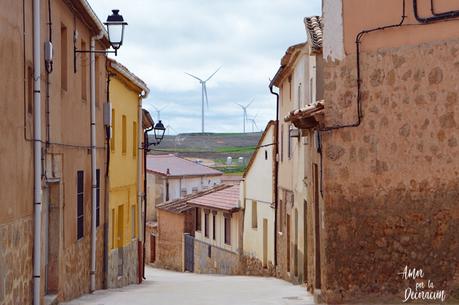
[88,0,321,134]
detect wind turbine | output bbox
[236,98,255,133]
[151,104,169,121]
[185,67,221,133]
[247,113,259,133]
[166,125,178,136]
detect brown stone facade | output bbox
[240,255,275,277]
[320,38,459,303]
[194,239,241,275]
[0,217,33,305]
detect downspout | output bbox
[137,92,146,282]
[269,84,280,268]
[33,0,42,304]
[143,124,154,279]
[90,30,104,293]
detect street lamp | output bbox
[73,9,128,72]
[104,9,128,54]
[152,120,166,146]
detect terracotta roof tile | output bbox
[304,16,323,53]
[188,185,240,212]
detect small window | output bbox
[192,187,198,194]
[111,209,115,249]
[77,170,84,240]
[96,169,100,227]
[195,208,201,231]
[133,121,137,157]
[122,115,127,154]
[224,214,231,245]
[265,150,268,160]
[208,245,212,258]
[212,213,216,240]
[166,181,170,201]
[288,125,293,159]
[280,125,284,162]
[181,188,187,197]
[288,75,292,101]
[204,211,209,238]
[60,24,68,91]
[252,201,258,229]
[297,82,302,108]
[279,199,283,233]
[111,109,116,151]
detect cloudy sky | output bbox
[88,0,321,134]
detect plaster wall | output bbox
[156,209,185,271]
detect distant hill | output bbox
[148,132,264,174]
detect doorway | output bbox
[46,182,61,294]
[150,234,156,263]
[313,163,321,289]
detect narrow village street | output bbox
[62,267,314,305]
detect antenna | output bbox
[185,66,221,133]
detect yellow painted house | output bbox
[107,59,150,288]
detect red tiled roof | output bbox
[156,184,231,214]
[147,154,223,177]
[188,185,240,212]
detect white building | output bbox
[241,121,276,275]
[146,154,223,221]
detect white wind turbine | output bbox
[151,104,169,121]
[236,98,255,133]
[185,67,222,133]
[166,125,178,136]
[247,113,259,133]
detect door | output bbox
[262,219,268,268]
[150,235,156,263]
[303,200,308,283]
[313,164,321,289]
[184,234,194,272]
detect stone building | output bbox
[270,16,324,289]
[0,0,110,303]
[240,121,276,276]
[107,59,150,288]
[271,0,459,303]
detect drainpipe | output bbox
[269,84,280,268]
[137,94,145,282]
[90,31,104,293]
[33,0,42,304]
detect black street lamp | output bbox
[152,120,166,146]
[74,9,128,72]
[104,9,128,54]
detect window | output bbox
[111,109,116,151]
[77,170,84,240]
[111,209,115,249]
[279,199,283,233]
[95,56,100,107]
[204,211,209,238]
[165,181,170,201]
[192,187,198,194]
[288,75,292,101]
[133,121,137,157]
[81,40,87,100]
[96,169,100,227]
[265,150,268,160]
[195,208,201,231]
[181,188,187,197]
[251,201,258,229]
[280,125,284,162]
[122,115,127,154]
[297,83,302,108]
[212,213,216,240]
[224,214,231,245]
[60,24,68,90]
[208,245,212,258]
[288,125,293,159]
[117,205,124,247]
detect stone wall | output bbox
[194,239,240,275]
[321,38,459,303]
[107,239,139,288]
[240,255,275,277]
[0,217,33,305]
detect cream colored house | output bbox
[241,121,276,275]
[270,16,324,286]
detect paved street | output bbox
[62,267,314,305]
